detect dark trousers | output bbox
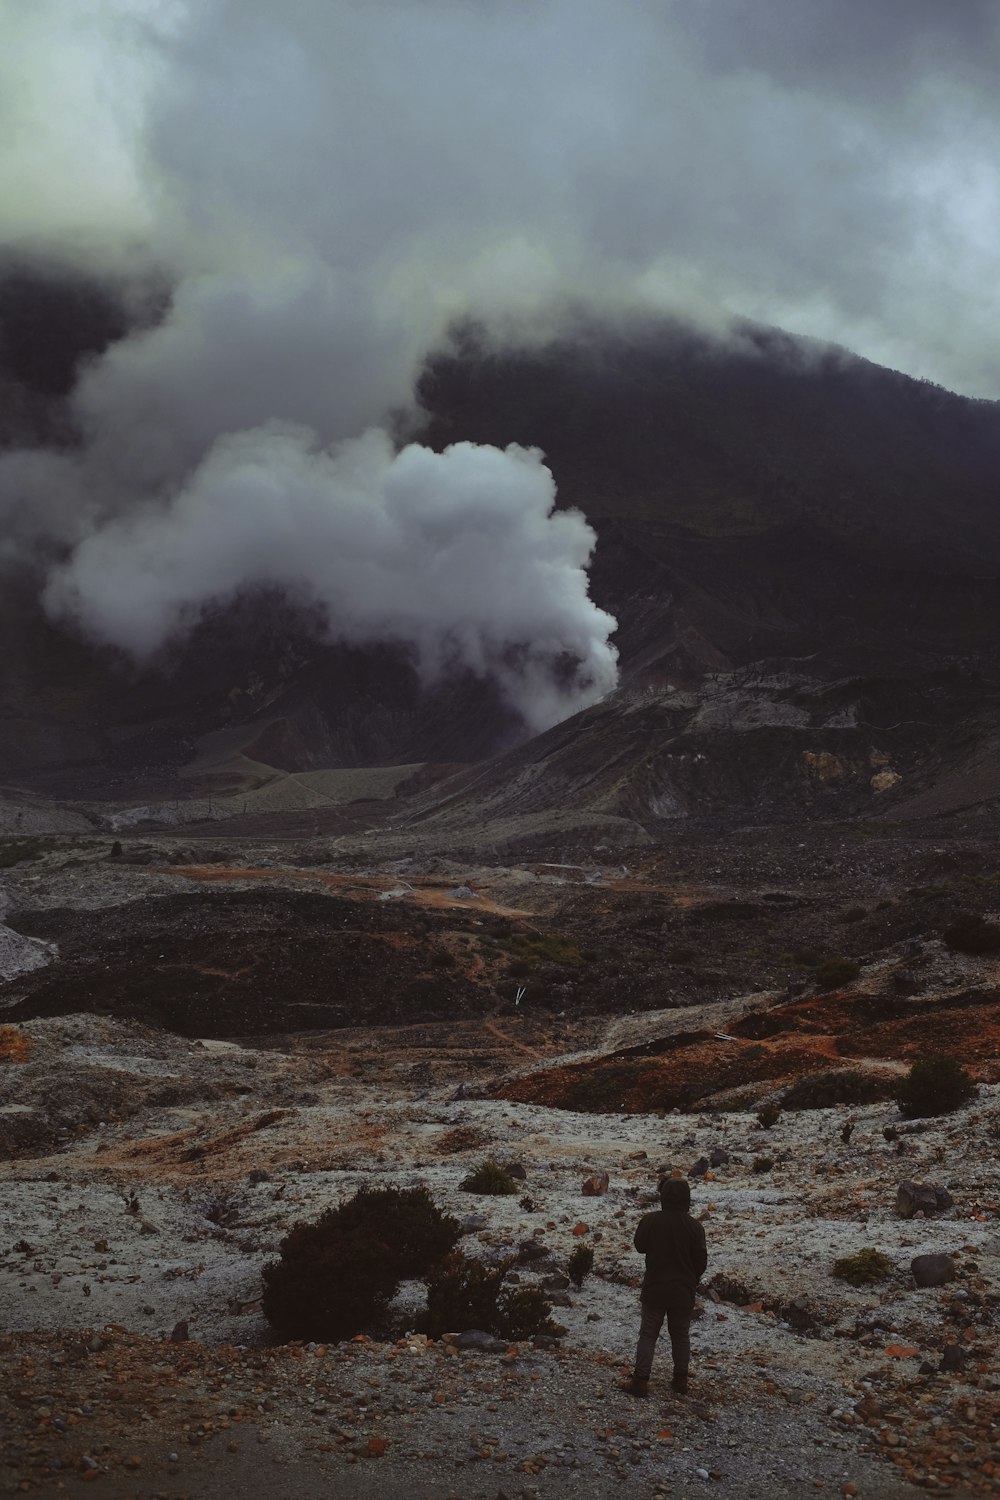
[634,1301,691,1381]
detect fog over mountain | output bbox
[1,0,998,730]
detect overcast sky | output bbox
[4,0,1000,399]
[2,0,999,397]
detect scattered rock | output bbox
[939,1344,967,1372]
[896,1181,954,1219]
[581,1171,609,1196]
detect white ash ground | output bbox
[1,1014,998,1498]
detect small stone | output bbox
[695,1467,709,1480]
[582,1172,609,1197]
[911,1254,956,1288]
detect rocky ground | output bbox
[1,824,999,1498]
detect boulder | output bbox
[896,1181,954,1219]
[453,1329,508,1353]
[910,1253,956,1288]
[940,1344,967,1372]
[516,1239,549,1263]
[709,1148,730,1168]
[581,1171,609,1196]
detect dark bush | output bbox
[262,1223,396,1341]
[331,1186,460,1278]
[498,1287,556,1340]
[781,1069,894,1111]
[942,913,1000,954]
[896,1056,977,1119]
[813,957,862,991]
[756,1102,781,1129]
[461,1159,518,1195]
[261,1186,459,1342]
[421,1250,554,1340]
[567,1245,594,1288]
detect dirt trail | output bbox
[161,865,531,919]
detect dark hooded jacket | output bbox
[634,1179,708,1309]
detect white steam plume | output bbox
[43,428,618,732]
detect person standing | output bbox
[621,1176,707,1396]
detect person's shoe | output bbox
[619,1376,650,1397]
[671,1373,688,1395]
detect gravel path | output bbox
[2,1329,927,1499]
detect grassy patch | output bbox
[498,931,584,970]
[460,1159,519,1195]
[0,837,54,869]
[831,1249,894,1286]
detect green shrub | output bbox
[261,1186,459,1342]
[429,946,456,968]
[831,1249,894,1286]
[665,946,699,965]
[781,1069,894,1111]
[421,1250,554,1340]
[942,913,1000,954]
[756,1102,781,1130]
[752,1156,773,1174]
[792,947,822,967]
[896,1056,977,1119]
[567,1245,594,1289]
[813,957,862,991]
[460,1159,519,1195]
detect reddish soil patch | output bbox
[0,1025,31,1062]
[499,982,1000,1113]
